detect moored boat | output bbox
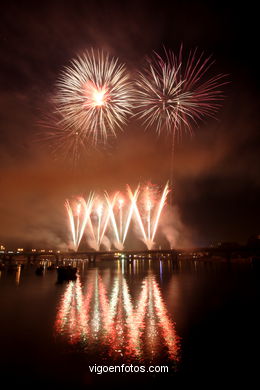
[56,265,77,282]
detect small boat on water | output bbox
[56,265,77,282]
[35,266,44,276]
[47,264,56,271]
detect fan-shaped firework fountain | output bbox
[65,183,170,251]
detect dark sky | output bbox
[0,0,259,249]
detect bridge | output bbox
[0,249,179,262]
[1,246,259,263]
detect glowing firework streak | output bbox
[96,203,103,249]
[151,182,170,242]
[87,203,104,251]
[78,194,95,245]
[76,203,81,246]
[147,200,152,243]
[88,192,117,250]
[54,49,134,146]
[86,193,118,250]
[128,183,170,250]
[118,197,124,240]
[105,192,120,245]
[65,201,77,249]
[122,187,139,244]
[105,190,138,250]
[127,185,147,244]
[65,194,94,251]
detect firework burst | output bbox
[134,46,227,137]
[54,49,134,146]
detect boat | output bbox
[35,266,44,275]
[47,264,56,270]
[56,265,77,282]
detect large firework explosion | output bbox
[133,46,227,203]
[65,183,170,251]
[134,46,226,138]
[44,46,226,164]
[52,49,134,148]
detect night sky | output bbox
[0,0,259,249]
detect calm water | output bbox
[0,258,259,388]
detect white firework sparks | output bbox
[54,49,134,146]
[134,47,226,137]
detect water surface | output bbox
[0,258,259,388]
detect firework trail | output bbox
[128,183,170,250]
[105,192,120,247]
[96,203,104,248]
[151,183,170,242]
[86,194,118,250]
[86,200,105,251]
[65,194,94,251]
[105,190,138,250]
[53,49,134,147]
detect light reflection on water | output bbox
[54,263,180,363]
[0,256,259,387]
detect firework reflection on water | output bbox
[54,264,180,363]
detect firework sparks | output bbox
[151,183,170,242]
[65,194,94,251]
[54,49,134,147]
[65,183,170,251]
[135,47,226,137]
[128,183,170,250]
[86,194,117,251]
[105,190,137,250]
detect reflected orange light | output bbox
[54,270,179,362]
